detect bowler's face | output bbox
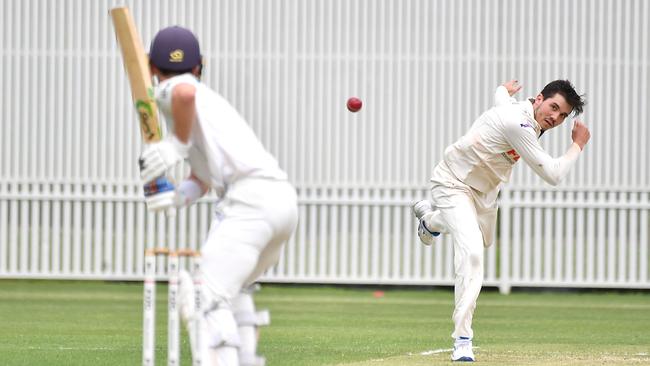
[533,93,573,131]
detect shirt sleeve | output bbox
[503,118,582,186]
[494,85,517,107]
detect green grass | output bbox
[0,281,648,365]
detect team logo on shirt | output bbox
[520,122,534,129]
[503,149,521,163]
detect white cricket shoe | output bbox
[412,200,440,246]
[451,338,475,362]
[412,200,434,219]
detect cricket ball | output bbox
[347,97,363,113]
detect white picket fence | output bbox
[1,181,648,293]
[1,0,649,292]
[498,188,650,292]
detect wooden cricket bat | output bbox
[110,7,161,143]
[111,7,175,221]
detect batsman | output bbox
[413,79,590,362]
[139,26,298,366]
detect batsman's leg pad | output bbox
[198,297,241,366]
[203,299,241,349]
[233,285,270,366]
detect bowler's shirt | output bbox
[442,86,581,193]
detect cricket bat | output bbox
[110,7,161,143]
[111,7,175,200]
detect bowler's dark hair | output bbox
[540,80,586,116]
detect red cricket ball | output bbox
[347,97,363,112]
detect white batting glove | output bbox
[143,176,177,212]
[143,177,208,212]
[173,179,208,208]
[139,135,191,183]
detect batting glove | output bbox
[143,176,177,212]
[174,178,207,208]
[139,135,191,183]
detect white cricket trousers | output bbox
[202,177,298,301]
[430,162,498,340]
[197,177,297,365]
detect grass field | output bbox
[0,280,648,365]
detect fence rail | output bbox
[498,189,650,292]
[1,183,648,293]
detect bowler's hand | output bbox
[571,120,591,150]
[502,79,522,96]
[139,135,190,183]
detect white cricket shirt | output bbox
[442,86,581,193]
[155,74,287,195]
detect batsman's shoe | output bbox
[412,200,440,245]
[451,338,475,362]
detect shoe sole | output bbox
[452,357,475,362]
[419,220,440,237]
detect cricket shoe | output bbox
[451,337,475,362]
[412,200,440,246]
